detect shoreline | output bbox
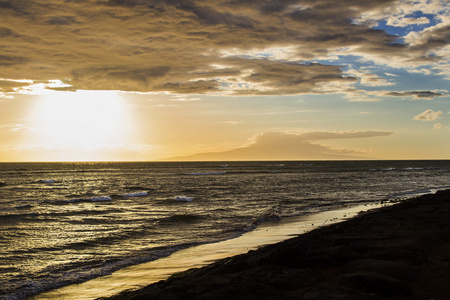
[100,189,450,300]
[28,202,388,300]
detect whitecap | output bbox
[184,172,226,175]
[174,196,193,202]
[37,179,55,183]
[15,204,33,209]
[121,192,148,197]
[89,196,112,202]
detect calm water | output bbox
[1,160,449,299]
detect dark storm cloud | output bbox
[0,55,28,66]
[71,66,171,91]
[288,130,394,141]
[46,16,79,26]
[159,80,221,94]
[176,2,255,27]
[0,1,17,10]
[0,0,447,95]
[222,58,359,95]
[0,27,16,37]
[0,80,31,93]
[384,90,444,99]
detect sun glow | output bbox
[32,90,131,160]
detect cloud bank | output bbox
[164,130,393,161]
[0,0,448,97]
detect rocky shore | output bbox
[101,189,450,300]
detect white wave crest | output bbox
[37,179,55,183]
[121,192,148,197]
[89,196,112,202]
[174,196,193,202]
[184,172,226,175]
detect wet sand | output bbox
[100,189,450,300]
[29,203,385,300]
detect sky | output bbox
[0,0,449,162]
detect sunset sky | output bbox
[0,0,449,162]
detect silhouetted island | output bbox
[101,189,450,300]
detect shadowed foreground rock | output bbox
[101,189,450,300]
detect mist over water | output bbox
[1,160,449,299]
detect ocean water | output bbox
[0,160,449,300]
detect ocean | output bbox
[1,160,449,300]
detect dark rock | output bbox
[344,259,421,281]
[364,247,429,265]
[338,271,413,297]
[243,266,323,290]
[304,284,383,300]
[299,254,336,267]
[321,244,368,263]
[196,279,285,300]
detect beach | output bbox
[28,202,386,300]
[100,189,450,300]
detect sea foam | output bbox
[89,196,112,202]
[121,192,148,197]
[174,196,193,202]
[37,179,56,183]
[184,172,226,175]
